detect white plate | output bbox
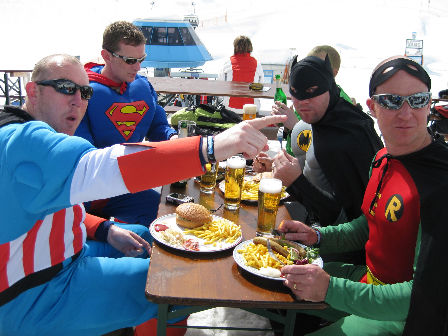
[218,176,289,204]
[150,213,242,253]
[233,239,323,281]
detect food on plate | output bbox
[176,203,212,229]
[258,267,282,278]
[240,175,287,201]
[237,242,291,270]
[183,239,200,251]
[252,237,289,257]
[154,223,169,232]
[158,228,186,248]
[184,218,241,245]
[237,238,320,273]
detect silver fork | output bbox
[266,238,285,265]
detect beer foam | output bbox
[243,104,257,113]
[227,156,246,169]
[259,178,282,193]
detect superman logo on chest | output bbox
[105,101,148,140]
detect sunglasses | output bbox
[107,49,146,65]
[36,79,93,100]
[371,92,431,110]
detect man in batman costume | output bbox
[275,56,448,335]
[271,55,383,229]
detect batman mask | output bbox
[289,55,336,101]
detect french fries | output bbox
[183,218,241,246]
[237,243,292,270]
[241,179,287,201]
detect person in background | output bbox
[0,53,286,336]
[269,45,353,157]
[218,35,264,113]
[75,21,177,226]
[278,55,446,336]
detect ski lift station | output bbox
[133,18,212,69]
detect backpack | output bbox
[170,104,242,136]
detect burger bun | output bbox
[176,203,212,229]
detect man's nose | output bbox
[133,61,141,71]
[397,101,413,118]
[71,90,83,105]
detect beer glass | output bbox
[243,104,257,121]
[173,120,196,187]
[200,161,219,194]
[224,156,246,210]
[178,120,196,138]
[257,178,283,236]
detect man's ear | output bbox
[366,98,377,118]
[101,49,110,63]
[25,81,39,104]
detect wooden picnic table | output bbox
[145,177,326,336]
[148,76,291,100]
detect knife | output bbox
[266,238,285,265]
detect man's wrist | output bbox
[207,136,216,163]
[95,220,114,242]
[311,224,321,246]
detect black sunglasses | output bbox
[107,49,146,65]
[36,79,93,100]
[371,92,431,110]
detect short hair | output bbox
[307,45,341,73]
[102,21,146,52]
[31,54,82,82]
[233,35,253,55]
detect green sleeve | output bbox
[324,223,422,321]
[318,215,369,255]
[326,277,412,321]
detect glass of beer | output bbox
[224,156,246,210]
[257,178,283,236]
[243,104,257,121]
[200,161,219,194]
[178,120,196,138]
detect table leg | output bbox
[156,304,169,336]
[283,310,297,336]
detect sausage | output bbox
[271,238,307,259]
[252,237,289,257]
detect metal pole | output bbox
[4,73,10,106]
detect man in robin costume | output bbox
[75,21,177,226]
[277,55,448,336]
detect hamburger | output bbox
[176,203,212,229]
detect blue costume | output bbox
[0,106,203,335]
[75,63,177,225]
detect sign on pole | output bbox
[405,33,423,65]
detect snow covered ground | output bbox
[2,0,448,112]
[186,307,274,336]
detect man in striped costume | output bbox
[0,54,286,336]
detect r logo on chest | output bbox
[385,194,404,222]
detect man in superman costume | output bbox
[75,21,177,226]
[277,56,448,335]
[0,53,286,336]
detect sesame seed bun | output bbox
[176,203,212,229]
